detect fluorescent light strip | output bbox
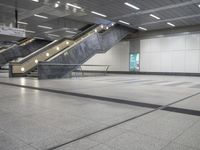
[18,21,28,25]
[25,30,36,33]
[118,20,130,25]
[65,30,77,34]
[138,27,147,31]
[66,3,82,9]
[48,34,60,37]
[124,2,140,10]
[150,14,160,20]
[32,0,39,2]
[35,37,44,40]
[91,11,107,17]
[38,25,52,30]
[34,14,48,19]
[167,22,175,27]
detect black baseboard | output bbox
[76,70,200,77]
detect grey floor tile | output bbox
[55,138,99,150]
[0,131,26,150]
[0,117,65,144]
[175,121,200,149]
[88,144,113,150]
[88,127,126,143]
[105,132,169,150]
[162,142,200,150]
[130,119,187,141]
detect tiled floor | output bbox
[0,73,200,150]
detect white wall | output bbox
[140,33,200,73]
[83,41,130,71]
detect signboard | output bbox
[0,26,26,38]
[130,53,140,71]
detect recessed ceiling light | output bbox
[66,3,82,9]
[34,14,48,19]
[111,23,115,26]
[138,27,147,31]
[54,1,60,8]
[167,22,175,27]
[118,20,130,25]
[124,2,140,10]
[91,11,107,17]
[34,37,44,40]
[32,0,39,2]
[65,30,77,34]
[38,25,53,30]
[18,21,28,25]
[198,4,200,8]
[25,30,36,33]
[150,14,160,20]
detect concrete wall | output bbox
[83,41,130,71]
[140,33,200,73]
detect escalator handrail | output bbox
[0,38,34,55]
[11,39,64,64]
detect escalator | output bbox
[0,38,50,67]
[9,24,131,79]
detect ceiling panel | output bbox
[0,0,200,41]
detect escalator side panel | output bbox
[0,39,50,67]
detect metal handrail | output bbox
[38,62,110,78]
[11,39,62,64]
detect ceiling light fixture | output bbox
[150,14,160,20]
[124,2,140,10]
[38,25,53,29]
[66,3,82,9]
[34,37,44,40]
[138,27,147,31]
[32,0,39,2]
[91,11,107,17]
[18,21,28,25]
[118,20,130,25]
[34,14,48,19]
[167,22,175,27]
[25,30,36,33]
[65,30,77,34]
[54,1,60,8]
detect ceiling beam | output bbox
[112,0,200,20]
